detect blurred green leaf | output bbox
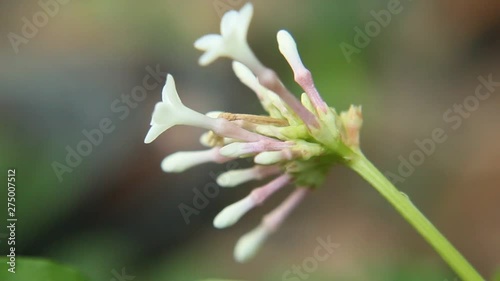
[202,279,248,281]
[492,268,500,281]
[0,257,89,281]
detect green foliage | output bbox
[0,257,90,281]
[202,279,245,281]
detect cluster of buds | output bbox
[144,3,363,262]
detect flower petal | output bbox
[151,102,175,125]
[199,49,222,66]
[236,3,254,39]
[144,124,169,144]
[220,10,239,37]
[162,74,183,106]
[194,34,222,50]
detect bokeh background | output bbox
[0,0,499,280]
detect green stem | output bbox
[349,154,484,281]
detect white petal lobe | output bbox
[213,196,254,229]
[234,226,269,263]
[144,124,169,144]
[194,34,221,50]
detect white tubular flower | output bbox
[216,165,281,187]
[213,174,291,229]
[234,188,309,263]
[144,74,217,143]
[195,5,320,128]
[277,30,328,113]
[194,3,263,70]
[145,75,270,144]
[161,147,230,173]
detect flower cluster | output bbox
[144,3,363,262]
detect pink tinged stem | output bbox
[294,69,329,113]
[261,187,309,233]
[250,174,291,206]
[256,68,319,128]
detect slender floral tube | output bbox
[161,148,230,173]
[277,30,328,113]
